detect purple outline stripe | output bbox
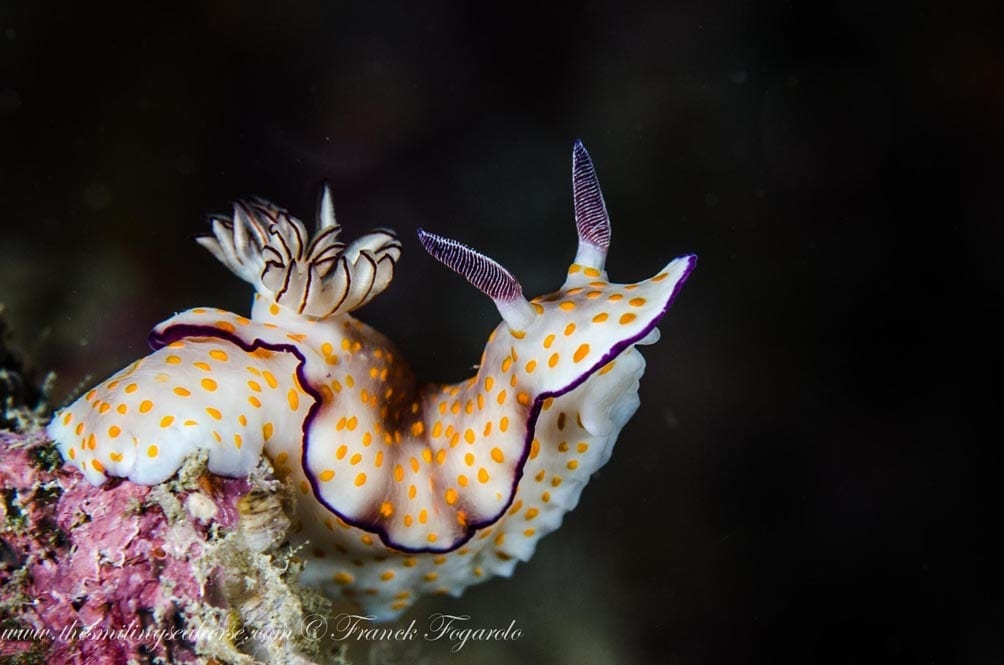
[491,254,698,548]
[148,254,696,554]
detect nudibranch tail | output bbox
[572,139,611,271]
[417,228,537,332]
[46,330,307,486]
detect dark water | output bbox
[1,2,1001,663]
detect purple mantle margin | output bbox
[146,253,696,555]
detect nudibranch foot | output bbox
[48,142,695,620]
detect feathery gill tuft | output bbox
[197,184,401,318]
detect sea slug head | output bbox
[197,184,403,319]
[418,140,697,398]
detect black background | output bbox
[1,2,1001,663]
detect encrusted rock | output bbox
[0,430,345,665]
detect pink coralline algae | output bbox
[0,427,334,665]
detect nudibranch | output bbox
[47,141,696,619]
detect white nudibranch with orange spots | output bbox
[47,141,696,619]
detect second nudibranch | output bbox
[47,141,696,620]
